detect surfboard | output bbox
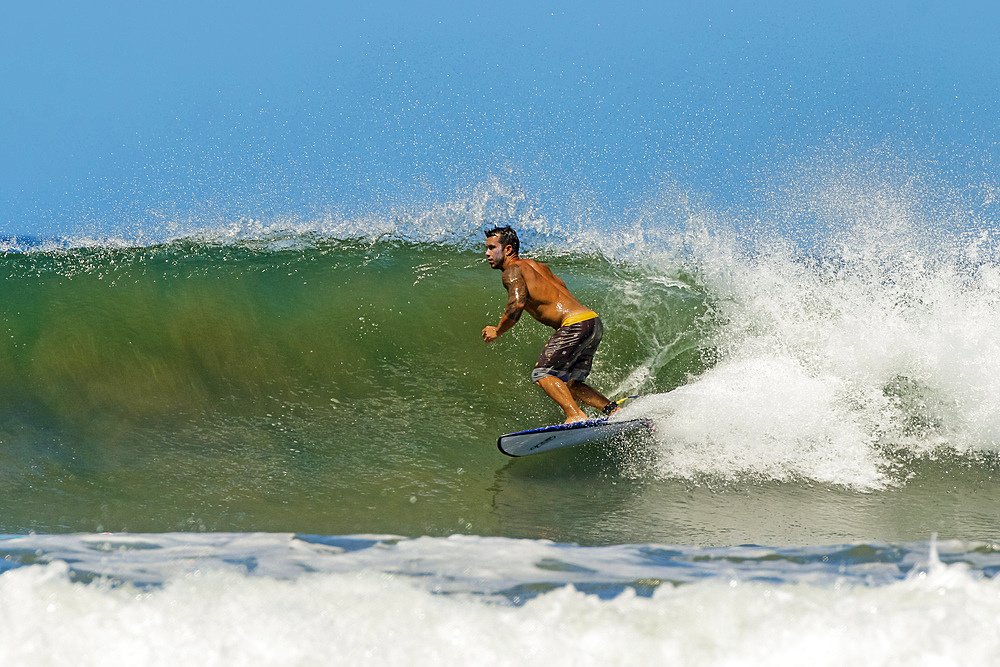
[497,416,654,457]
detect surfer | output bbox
[482,226,619,424]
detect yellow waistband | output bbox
[561,311,599,327]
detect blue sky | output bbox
[2,1,999,238]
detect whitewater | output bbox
[1,533,1000,666]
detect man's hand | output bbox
[482,326,500,343]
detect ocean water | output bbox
[1,181,1000,664]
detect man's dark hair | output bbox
[484,226,520,255]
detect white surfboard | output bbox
[497,416,653,457]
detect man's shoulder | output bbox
[505,258,547,279]
[511,257,550,274]
[501,260,525,282]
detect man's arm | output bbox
[483,265,527,343]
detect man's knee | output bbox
[531,367,561,383]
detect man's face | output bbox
[485,235,507,270]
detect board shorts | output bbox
[530,312,603,384]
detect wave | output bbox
[2,170,999,518]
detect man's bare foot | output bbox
[564,415,589,424]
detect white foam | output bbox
[621,170,1000,487]
[0,551,997,666]
[632,355,888,490]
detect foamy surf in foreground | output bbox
[0,533,998,666]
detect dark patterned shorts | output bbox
[530,316,603,384]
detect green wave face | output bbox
[0,239,708,535]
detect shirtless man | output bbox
[482,226,618,423]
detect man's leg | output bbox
[535,376,589,423]
[568,381,618,414]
